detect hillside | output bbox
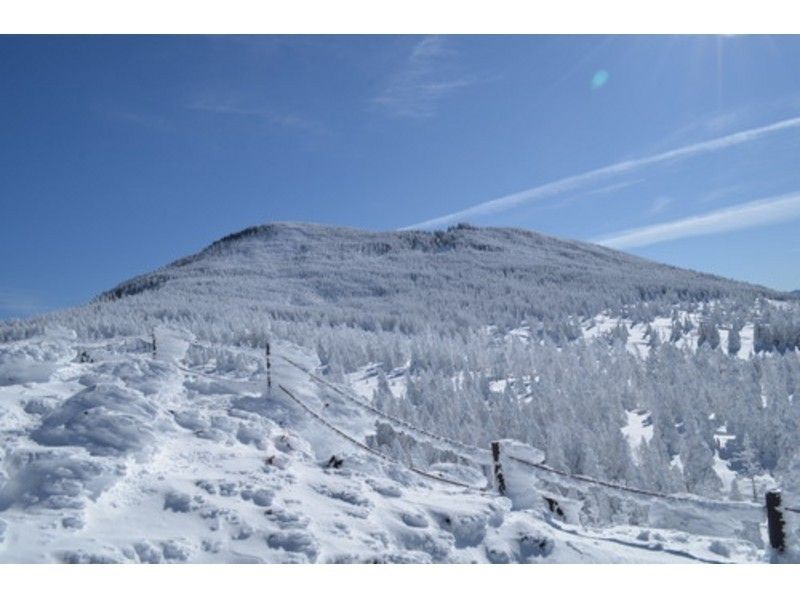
[95,222,784,335]
[1,222,799,563]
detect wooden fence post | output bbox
[266,341,272,390]
[491,441,506,495]
[765,490,786,554]
[151,331,157,359]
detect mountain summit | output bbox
[95,222,783,337]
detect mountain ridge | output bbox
[87,222,788,341]
[101,221,784,303]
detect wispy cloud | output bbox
[402,115,800,230]
[536,180,640,212]
[372,36,472,119]
[646,196,672,217]
[594,192,800,249]
[189,97,317,131]
[699,184,744,204]
[641,93,800,155]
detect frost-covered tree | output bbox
[698,320,721,350]
[681,435,723,496]
[647,326,661,350]
[728,325,741,356]
[728,479,742,501]
[682,316,694,334]
[611,321,629,345]
[669,320,683,343]
[735,436,762,502]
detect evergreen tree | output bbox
[736,436,762,502]
[728,325,741,356]
[669,320,683,343]
[682,436,723,496]
[728,478,743,501]
[698,320,720,350]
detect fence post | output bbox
[151,331,157,359]
[491,441,506,495]
[266,341,272,390]
[765,490,786,554]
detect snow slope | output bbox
[0,328,769,563]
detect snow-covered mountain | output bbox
[1,222,799,563]
[98,221,784,331]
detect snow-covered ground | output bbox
[347,363,407,402]
[0,328,771,563]
[501,309,762,360]
[621,410,654,464]
[581,312,755,359]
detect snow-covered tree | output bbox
[698,320,720,350]
[681,435,723,496]
[728,325,742,356]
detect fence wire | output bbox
[277,354,489,461]
[174,360,486,491]
[176,343,769,513]
[158,337,800,555]
[277,353,763,511]
[276,383,490,492]
[504,453,762,511]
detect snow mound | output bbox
[0,450,113,511]
[32,384,158,457]
[0,339,74,386]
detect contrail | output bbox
[401,115,800,230]
[594,192,800,249]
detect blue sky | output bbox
[2,35,800,319]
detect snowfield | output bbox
[0,328,779,563]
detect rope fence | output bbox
[277,353,766,511]
[504,453,762,509]
[173,338,800,555]
[178,350,788,513]
[277,354,489,461]
[276,384,489,492]
[174,359,485,491]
